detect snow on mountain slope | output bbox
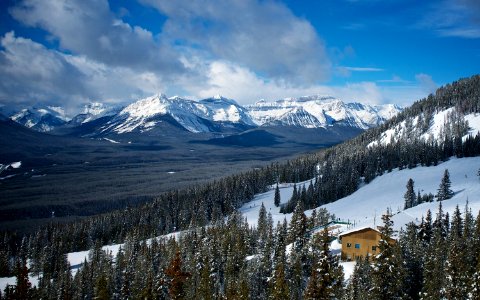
[6,94,399,134]
[199,95,255,125]
[10,106,69,132]
[239,156,480,232]
[368,108,480,148]
[102,94,254,133]
[68,102,122,126]
[247,96,401,129]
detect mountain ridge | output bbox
[5,94,402,135]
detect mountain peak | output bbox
[247,96,402,129]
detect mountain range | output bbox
[2,94,402,136]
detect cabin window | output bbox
[347,243,352,248]
[372,246,377,251]
[355,243,360,249]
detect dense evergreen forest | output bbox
[0,74,480,298]
[2,203,480,299]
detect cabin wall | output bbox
[340,229,382,260]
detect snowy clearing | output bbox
[240,156,480,232]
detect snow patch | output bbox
[10,161,21,169]
[0,275,40,291]
[103,137,120,144]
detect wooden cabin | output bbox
[339,227,395,261]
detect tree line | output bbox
[3,202,480,300]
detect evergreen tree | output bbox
[445,206,469,299]
[94,273,111,300]
[421,206,448,300]
[471,253,480,300]
[270,261,289,300]
[436,169,454,201]
[13,260,31,300]
[371,211,405,300]
[288,201,308,246]
[400,223,423,300]
[257,202,268,237]
[404,178,416,209]
[417,190,423,204]
[274,184,281,207]
[304,227,344,300]
[165,251,190,300]
[419,209,433,245]
[345,256,372,300]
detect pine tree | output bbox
[371,211,405,300]
[165,251,190,300]
[288,201,307,246]
[257,202,268,237]
[304,227,344,300]
[269,261,289,299]
[400,223,423,300]
[416,190,422,204]
[345,256,372,300]
[94,273,111,300]
[445,206,469,299]
[13,260,31,299]
[418,210,433,245]
[436,169,454,201]
[471,253,480,300]
[404,178,416,209]
[421,205,448,300]
[274,184,281,207]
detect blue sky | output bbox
[0,0,479,113]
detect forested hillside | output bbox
[1,75,480,299]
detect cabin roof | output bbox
[338,226,381,237]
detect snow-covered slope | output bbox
[368,108,480,148]
[101,94,254,134]
[246,96,402,129]
[10,106,69,132]
[199,95,255,124]
[239,157,480,232]
[68,102,122,125]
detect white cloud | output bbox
[10,0,186,77]
[1,0,440,112]
[183,60,386,105]
[419,0,480,39]
[415,73,437,94]
[183,61,438,107]
[0,32,91,109]
[343,67,384,72]
[0,32,172,114]
[141,0,332,83]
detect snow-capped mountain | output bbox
[246,96,402,129]
[68,102,122,126]
[198,95,255,125]
[101,94,255,134]
[10,106,69,132]
[7,94,401,135]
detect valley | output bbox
[0,119,360,233]
[1,94,384,233]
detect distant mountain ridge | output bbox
[10,106,69,132]
[5,94,402,135]
[247,96,401,129]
